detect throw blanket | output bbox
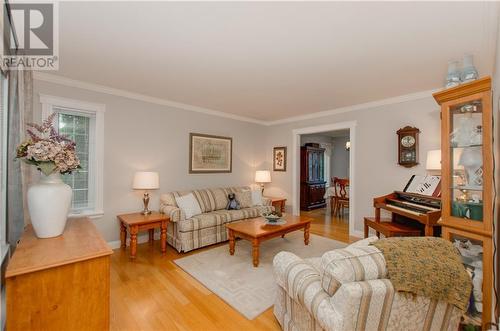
[372,237,471,311]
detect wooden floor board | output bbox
[110,206,356,331]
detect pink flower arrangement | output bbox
[16,113,81,176]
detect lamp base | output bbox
[141,192,151,215]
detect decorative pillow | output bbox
[251,189,263,206]
[235,190,253,208]
[175,193,202,219]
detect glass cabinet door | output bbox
[448,100,484,223]
[449,233,484,328]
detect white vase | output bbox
[27,172,72,238]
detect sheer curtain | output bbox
[6,69,33,248]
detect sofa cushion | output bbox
[177,210,232,233]
[225,205,273,222]
[235,190,253,208]
[175,193,202,219]
[320,246,386,295]
[177,205,274,233]
[160,186,250,211]
[209,188,230,210]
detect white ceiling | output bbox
[53,1,499,122]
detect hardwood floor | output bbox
[109,208,356,331]
[301,205,357,243]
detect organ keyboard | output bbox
[373,191,441,236]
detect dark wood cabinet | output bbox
[300,146,326,210]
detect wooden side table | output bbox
[117,212,169,259]
[266,197,286,213]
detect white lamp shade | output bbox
[425,149,464,170]
[255,170,271,183]
[133,172,160,190]
[426,150,441,170]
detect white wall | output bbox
[264,96,441,235]
[33,80,268,242]
[331,136,350,179]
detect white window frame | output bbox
[40,94,105,219]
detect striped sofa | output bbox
[160,186,273,252]
[273,237,462,331]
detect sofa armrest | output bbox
[159,204,185,222]
[274,252,341,329]
[329,279,395,330]
[273,252,328,309]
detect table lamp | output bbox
[133,171,159,215]
[255,170,271,194]
[426,149,464,172]
[426,150,441,171]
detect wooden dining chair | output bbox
[332,177,349,217]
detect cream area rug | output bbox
[174,232,346,320]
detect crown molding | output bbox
[266,88,440,126]
[34,72,440,127]
[33,72,267,125]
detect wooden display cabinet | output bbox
[433,77,494,330]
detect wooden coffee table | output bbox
[225,215,311,267]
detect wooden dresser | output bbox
[6,218,113,331]
[300,145,326,210]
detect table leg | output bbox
[161,221,167,254]
[228,230,235,255]
[304,223,310,245]
[252,239,260,267]
[424,225,433,237]
[281,234,285,238]
[130,225,138,259]
[148,229,154,244]
[120,222,127,249]
[364,222,368,238]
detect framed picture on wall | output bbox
[273,146,287,172]
[189,133,232,173]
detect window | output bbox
[40,95,105,218]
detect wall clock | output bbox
[397,126,420,167]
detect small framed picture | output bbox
[273,147,287,172]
